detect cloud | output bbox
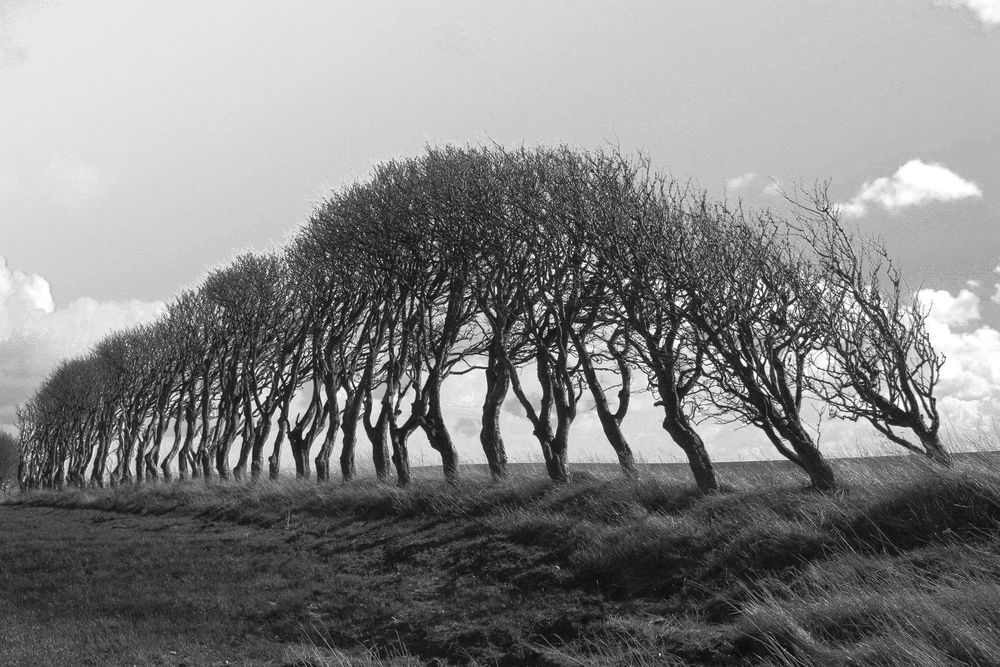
[916,286,1000,430]
[0,257,163,429]
[726,172,756,190]
[46,154,114,211]
[0,258,55,334]
[918,287,981,328]
[837,159,982,218]
[936,0,1000,26]
[993,284,1000,305]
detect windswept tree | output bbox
[685,206,837,490]
[214,253,309,481]
[400,146,498,482]
[583,152,718,491]
[156,290,206,481]
[295,169,414,484]
[92,327,158,485]
[542,147,643,480]
[493,147,597,482]
[790,186,949,465]
[200,260,261,479]
[14,144,949,494]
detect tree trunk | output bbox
[250,420,271,480]
[287,427,310,479]
[315,375,340,483]
[574,336,638,480]
[161,404,185,482]
[919,428,951,467]
[424,377,459,483]
[390,427,412,488]
[135,428,152,484]
[661,415,718,493]
[340,386,364,483]
[653,370,719,492]
[216,430,236,480]
[368,407,392,483]
[90,426,111,487]
[548,435,570,483]
[178,406,197,481]
[232,400,255,480]
[268,419,286,480]
[787,431,836,491]
[480,344,509,481]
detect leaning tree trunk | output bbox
[268,418,287,480]
[547,431,570,483]
[340,385,365,483]
[287,429,308,479]
[215,420,239,481]
[479,344,510,481]
[177,404,198,481]
[90,425,111,488]
[250,419,272,481]
[161,401,185,482]
[574,335,638,480]
[135,425,154,484]
[389,426,413,488]
[368,406,392,483]
[661,414,718,493]
[424,377,460,483]
[784,427,836,491]
[232,397,256,480]
[654,374,718,493]
[315,375,341,483]
[917,426,951,467]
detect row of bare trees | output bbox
[14,145,949,493]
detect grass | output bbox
[3,454,1000,665]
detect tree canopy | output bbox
[11,145,949,493]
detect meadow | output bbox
[3,453,1000,666]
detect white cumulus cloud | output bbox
[917,286,1000,430]
[0,256,163,429]
[937,0,1000,26]
[918,287,981,328]
[837,159,982,218]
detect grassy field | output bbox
[3,455,1000,666]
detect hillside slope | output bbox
[4,458,1000,665]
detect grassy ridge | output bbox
[5,455,1000,665]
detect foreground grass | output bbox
[4,455,1000,665]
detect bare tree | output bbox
[582,154,719,491]
[789,185,949,464]
[686,206,837,490]
[0,428,17,494]
[496,147,597,482]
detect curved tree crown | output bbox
[13,144,949,492]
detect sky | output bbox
[1,0,999,465]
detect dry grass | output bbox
[4,452,1000,665]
